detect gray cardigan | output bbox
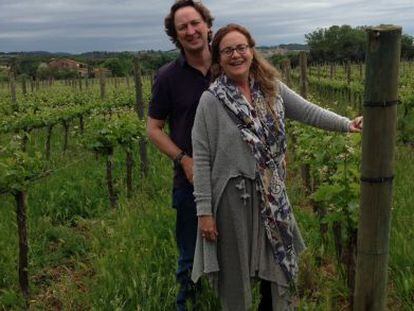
[191,81,351,282]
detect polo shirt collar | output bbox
[178,52,187,68]
[178,51,211,79]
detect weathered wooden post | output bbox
[15,190,30,306]
[354,25,401,311]
[346,60,352,104]
[298,52,313,196]
[99,68,106,100]
[299,51,308,99]
[126,149,134,198]
[21,75,27,96]
[317,63,321,80]
[114,76,119,89]
[78,74,82,91]
[45,125,53,160]
[30,76,34,93]
[330,63,335,79]
[133,56,148,176]
[9,59,17,110]
[62,120,70,152]
[105,148,118,208]
[282,59,291,87]
[346,60,352,85]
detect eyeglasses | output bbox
[219,44,250,57]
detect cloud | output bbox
[0,0,413,53]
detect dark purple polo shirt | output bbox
[149,54,211,189]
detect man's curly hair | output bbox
[164,0,214,50]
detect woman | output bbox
[191,24,362,310]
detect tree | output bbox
[101,53,134,77]
[401,34,414,60]
[36,63,51,80]
[103,58,124,77]
[137,51,178,74]
[268,54,289,67]
[305,25,366,63]
[17,58,41,78]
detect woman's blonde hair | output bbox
[211,23,281,103]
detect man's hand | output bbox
[181,155,194,184]
[198,215,218,242]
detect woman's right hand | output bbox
[198,215,218,242]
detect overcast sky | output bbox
[1,0,413,53]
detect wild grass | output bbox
[388,146,414,309]
[0,85,413,310]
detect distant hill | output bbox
[258,44,308,51]
[1,44,308,58]
[279,44,309,51]
[2,51,72,57]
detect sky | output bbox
[1,0,413,53]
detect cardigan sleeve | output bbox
[192,91,214,216]
[279,81,351,132]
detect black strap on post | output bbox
[364,99,400,107]
[360,175,394,184]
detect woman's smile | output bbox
[219,31,253,83]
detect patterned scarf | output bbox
[208,74,298,282]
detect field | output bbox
[0,62,413,310]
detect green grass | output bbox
[0,94,413,310]
[1,140,413,310]
[389,146,414,309]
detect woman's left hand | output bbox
[349,116,363,133]
[198,215,218,242]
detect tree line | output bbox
[270,25,414,67]
[1,25,413,81]
[0,51,178,82]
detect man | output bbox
[146,1,213,310]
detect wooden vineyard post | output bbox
[133,57,144,122]
[299,51,308,99]
[282,59,291,87]
[99,69,106,100]
[78,74,82,91]
[106,148,118,208]
[317,64,321,80]
[21,130,29,152]
[298,52,314,200]
[22,75,27,96]
[14,190,30,306]
[9,59,17,110]
[62,120,69,152]
[346,60,352,104]
[133,56,148,176]
[45,125,53,160]
[79,115,84,134]
[354,25,401,311]
[346,60,352,85]
[126,150,134,198]
[30,77,34,93]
